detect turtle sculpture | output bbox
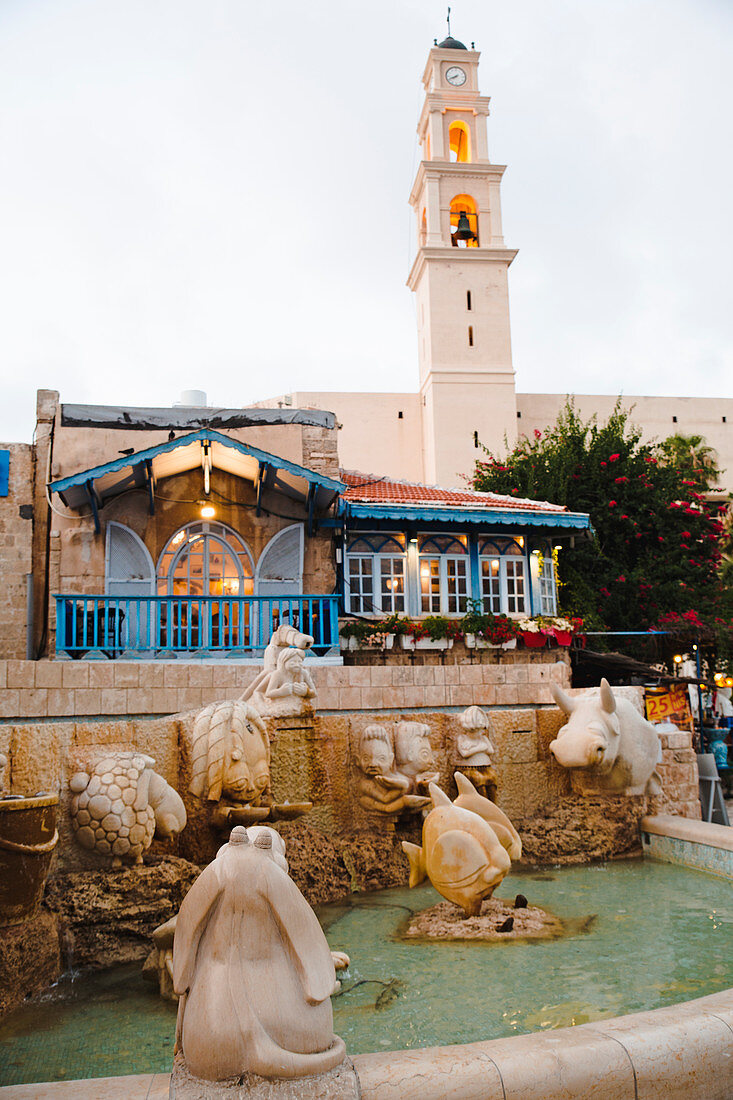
[69,752,186,867]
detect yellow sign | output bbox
[645,685,693,730]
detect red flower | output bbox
[621,513,629,519]
[534,429,542,439]
[680,531,692,538]
[609,500,617,507]
[644,456,657,464]
[617,575,627,583]
[600,461,607,467]
[614,476,629,483]
[609,454,621,462]
[600,587,611,597]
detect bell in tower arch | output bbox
[453,210,477,245]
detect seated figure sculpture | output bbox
[355,725,430,814]
[172,825,347,1082]
[453,706,498,802]
[242,624,317,718]
[402,778,517,917]
[394,721,440,794]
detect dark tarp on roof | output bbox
[572,647,710,688]
[61,404,336,431]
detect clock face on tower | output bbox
[445,65,466,87]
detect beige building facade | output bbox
[261,39,733,491]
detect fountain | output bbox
[0,644,731,1098]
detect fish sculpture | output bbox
[402,779,515,917]
[453,772,522,861]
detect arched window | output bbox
[156,522,255,650]
[478,536,526,614]
[345,533,406,615]
[157,521,254,597]
[418,534,468,615]
[450,194,479,248]
[448,120,471,163]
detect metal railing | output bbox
[54,594,340,657]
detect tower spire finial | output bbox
[447,6,451,36]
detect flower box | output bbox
[400,635,454,652]
[341,633,395,652]
[521,631,547,648]
[464,634,517,651]
[552,630,573,647]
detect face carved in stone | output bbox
[222,730,270,805]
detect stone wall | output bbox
[0,658,570,721]
[0,665,700,877]
[0,443,33,660]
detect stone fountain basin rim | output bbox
[0,793,59,811]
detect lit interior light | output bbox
[531,549,540,556]
[727,678,733,688]
[554,544,562,551]
[517,537,524,548]
[171,530,186,546]
[673,654,683,664]
[200,502,216,519]
[410,537,418,545]
[714,672,725,682]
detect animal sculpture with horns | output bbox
[549,678,662,796]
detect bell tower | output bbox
[408,27,518,485]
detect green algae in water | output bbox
[1,860,732,1085]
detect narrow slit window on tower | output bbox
[468,326,474,347]
[473,430,479,448]
[672,416,678,423]
[398,410,404,419]
[466,290,472,311]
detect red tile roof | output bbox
[339,470,568,513]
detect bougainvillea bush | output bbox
[471,401,732,636]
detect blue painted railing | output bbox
[54,594,340,657]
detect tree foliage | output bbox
[471,402,731,633]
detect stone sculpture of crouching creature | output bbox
[70,752,186,867]
[172,825,347,1082]
[550,679,662,796]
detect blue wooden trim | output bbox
[53,593,341,655]
[468,532,481,605]
[0,450,9,497]
[341,501,591,529]
[48,428,345,495]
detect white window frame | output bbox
[345,533,407,616]
[478,537,528,616]
[418,534,469,616]
[538,551,558,616]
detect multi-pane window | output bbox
[478,537,527,615]
[345,534,406,615]
[418,535,469,615]
[539,550,557,615]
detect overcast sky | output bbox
[1,0,731,442]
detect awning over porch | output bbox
[48,429,345,531]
